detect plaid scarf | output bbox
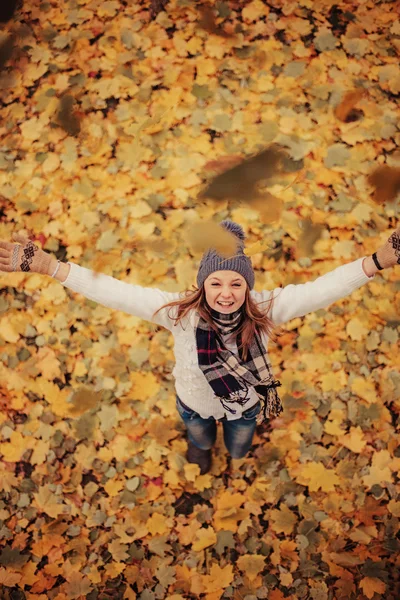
[195,305,283,425]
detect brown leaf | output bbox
[334,89,365,123]
[367,165,400,204]
[199,145,288,203]
[203,155,243,174]
[0,35,15,71]
[198,5,235,39]
[68,387,103,416]
[56,94,81,136]
[296,218,325,259]
[248,193,284,224]
[150,0,169,19]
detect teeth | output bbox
[218,302,233,305]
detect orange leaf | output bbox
[359,576,386,599]
[334,89,365,122]
[0,568,22,587]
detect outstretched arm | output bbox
[0,233,181,329]
[258,256,374,327]
[58,260,180,329]
[254,223,400,326]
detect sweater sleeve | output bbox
[60,262,181,330]
[256,256,376,327]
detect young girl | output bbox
[1,220,399,475]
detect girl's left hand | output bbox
[375,225,400,269]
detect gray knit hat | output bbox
[196,220,255,290]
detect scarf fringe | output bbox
[256,380,283,425]
[219,380,283,422]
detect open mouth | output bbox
[217,301,234,307]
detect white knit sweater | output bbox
[61,257,374,420]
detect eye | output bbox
[233,283,242,287]
[211,283,220,286]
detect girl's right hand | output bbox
[0,233,53,275]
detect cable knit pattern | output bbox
[61,257,375,420]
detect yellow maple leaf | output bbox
[192,526,217,551]
[350,377,377,404]
[0,472,18,493]
[215,490,244,510]
[237,554,266,582]
[0,316,20,343]
[244,239,272,257]
[269,504,298,535]
[0,430,32,462]
[130,371,160,401]
[346,318,369,341]
[33,485,65,518]
[33,347,62,380]
[362,466,392,489]
[242,0,270,22]
[176,520,202,546]
[184,462,201,481]
[30,439,50,466]
[341,426,367,453]
[108,539,130,562]
[296,462,341,492]
[213,507,248,533]
[104,478,124,497]
[146,512,171,536]
[319,370,347,392]
[34,379,74,417]
[324,419,345,436]
[202,563,234,593]
[104,562,126,580]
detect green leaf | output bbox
[314,32,338,52]
[212,113,232,132]
[283,61,306,77]
[191,84,213,100]
[324,143,350,168]
[0,546,29,567]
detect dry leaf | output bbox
[367,165,400,204]
[199,145,288,203]
[150,0,169,19]
[334,89,365,122]
[56,94,81,136]
[296,218,325,259]
[203,155,243,174]
[197,5,235,39]
[68,387,103,416]
[0,34,15,70]
[185,220,239,259]
[248,192,284,224]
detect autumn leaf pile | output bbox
[0,1,400,599]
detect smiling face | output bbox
[203,270,247,313]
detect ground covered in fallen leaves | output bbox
[0,0,400,599]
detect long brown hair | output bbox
[153,284,281,361]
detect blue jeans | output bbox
[176,394,262,459]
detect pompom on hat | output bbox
[196,220,255,290]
